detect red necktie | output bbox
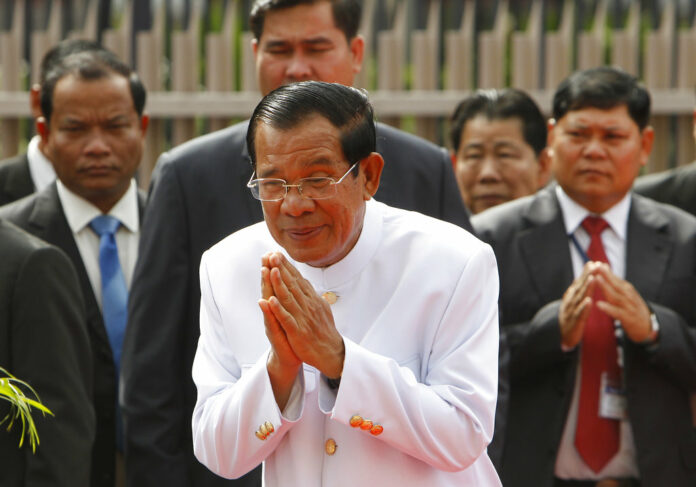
[574,216,620,472]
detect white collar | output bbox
[56,179,140,233]
[26,136,56,191]
[555,185,630,240]
[293,198,383,290]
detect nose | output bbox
[582,136,607,159]
[285,53,313,81]
[83,130,111,156]
[476,156,503,182]
[280,185,315,217]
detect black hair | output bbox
[450,88,547,156]
[250,0,361,41]
[247,80,375,176]
[552,66,651,129]
[40,47,146,122]
[38,39,102,85]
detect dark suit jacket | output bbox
[0,154,35,206]
[121,120,473,487]
[472,186,696,487]
[0,219,95,487]
[633,161,696,217]
[0,184,145,487]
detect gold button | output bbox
[349,415,363,428]
[255,430,267,441]
[322,292,338,304]
[325,438,337,455]
[264,421,274,434]
[359,419,373,431]
[370,424,384,436]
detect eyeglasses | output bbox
[247,160,360,201]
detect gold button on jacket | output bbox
[325,438,337,455]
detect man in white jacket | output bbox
[191,81,501,486]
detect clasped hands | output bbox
[559,261,654,349]
[258,252,345,408]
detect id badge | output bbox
[598,372,627,420]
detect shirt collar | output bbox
[26,136,56,192]
[293,198,382,290]
[555,185,630,240]
[56,179,140,233]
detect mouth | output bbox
[284,226,324,241]
[474,194,507,206]
[80,165,116,176]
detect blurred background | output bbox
[1,0,695,187]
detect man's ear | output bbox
[349,35,365,76]
[639,125,655,168]
[30,84,42,119]
[140,114,150,136]
[361,152,383,199]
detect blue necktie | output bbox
[90,214,127,451]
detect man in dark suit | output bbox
[0,39,102,206]
[633,109,696,216]
[0,219,95,487]
[0,46,148,487]
[473,67,696,487]
[120,1,472,486]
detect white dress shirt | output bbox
[56,179,140,309]
[192,199,501,486]
[554,185,639,480]
[26,135,56,192]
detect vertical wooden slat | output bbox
[135,1,165,188]
[511,0,542,90]
[643,2,674,173]
[544,0,573,90]
[354,0,376,90]
[68,0,99,40]
[171,2,200,147]
[206,0,237,132]
[577,0,607,70]
[444,0,474,91]
[0,0,25,158]
[240,31,257,93]
[377,0,406,128]
[611,1,640,75]
[412,0,440,141]
[31,0,64,86]
[102,0,133,64]
[675,12,696,168]
[478,0,508,89]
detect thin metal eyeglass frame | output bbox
[246,160,361,201]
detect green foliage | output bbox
[0,367,53,453]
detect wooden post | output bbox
[354,0,376,90]
[135,1,165,188]
[577,0,607,70]
[102,0,133,64]
[444,0,474,91]
[376,0,406,128]
[31,0,64,86]
[511,0,542,90]
[611,1,640,75]
[478,0,508,89]
[643,2,674,173]
[675,11,696,167]
[171,2,200,147]
[0,0,25,158]
[68,0,99,40]
[206,0,237,132]
[411,0,441,142]
[544,0,574,90]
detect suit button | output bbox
[325,438,337,455]
[322,292,338,304]
[359,419,373,430]
[349,415,364,427]
[370,424,383,436]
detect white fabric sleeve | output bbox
[191,253,305,479]
[323,244,500,472]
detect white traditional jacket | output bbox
[192,199,501,486]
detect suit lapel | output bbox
[28,184,111,348]
[518,187,575,304]
[625,194,672,302]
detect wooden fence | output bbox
[1,0,696,188]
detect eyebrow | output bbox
[263,36,334,49]
[258,157,338,179]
